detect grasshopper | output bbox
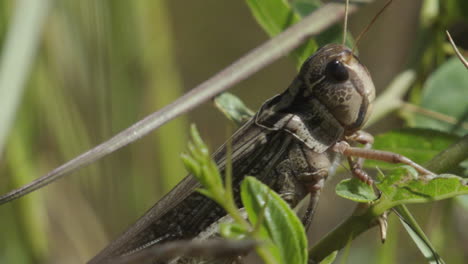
[90,43,372,263]
[89,28,432,264]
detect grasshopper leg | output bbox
[346,130,375,145]
[275,142,331,229]
[297,147,330,229]
[346,130,374,167]
[345,131,375,184]
[347,156,374,185]
[331,141,434,177]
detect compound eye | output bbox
[325,60,349,82]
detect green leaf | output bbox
[291,0,321,17]
[241,176,308,264]
[365,128,459,170]
[190,124,209,156]
[214,92,254,125]
[245,0,298,36]
[220,222,249,240]
[181,154,203,184]
[411,57,468,135]
[376,167,468,206]
[183,125,226,202]
[292,0,354,48]
[334,167,465,262]
[394,205,446,264]
[245,0,318,66]
[335,178,377,202]
[319,250,338,264]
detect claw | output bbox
[377,211,388,243]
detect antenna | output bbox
[343,0,349,45]
[352,0,393,53]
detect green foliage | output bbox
[219,222,249,240]
[336,166,468,211]
[214,93,254,125]
[333,164,467,264]
[245,0,353,67]
[291,0,321,17]
[319,251,338,264]
[376,168,468,206]
[336,178,377,203]
[310,164,467,262]
[411,57,468,135]
[242,177,308,264]
[182,125,239,216]
[291,0,353,48]
[366,128,459,170]
[245,0,318,66]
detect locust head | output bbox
[256,44,376,152]
[298,43,375,134]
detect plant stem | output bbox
[309,206,379,262]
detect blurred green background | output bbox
[0,0,466,263]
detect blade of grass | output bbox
[394,205,445,264]
[0,0,51,154]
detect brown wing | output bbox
[89,118,295,263]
